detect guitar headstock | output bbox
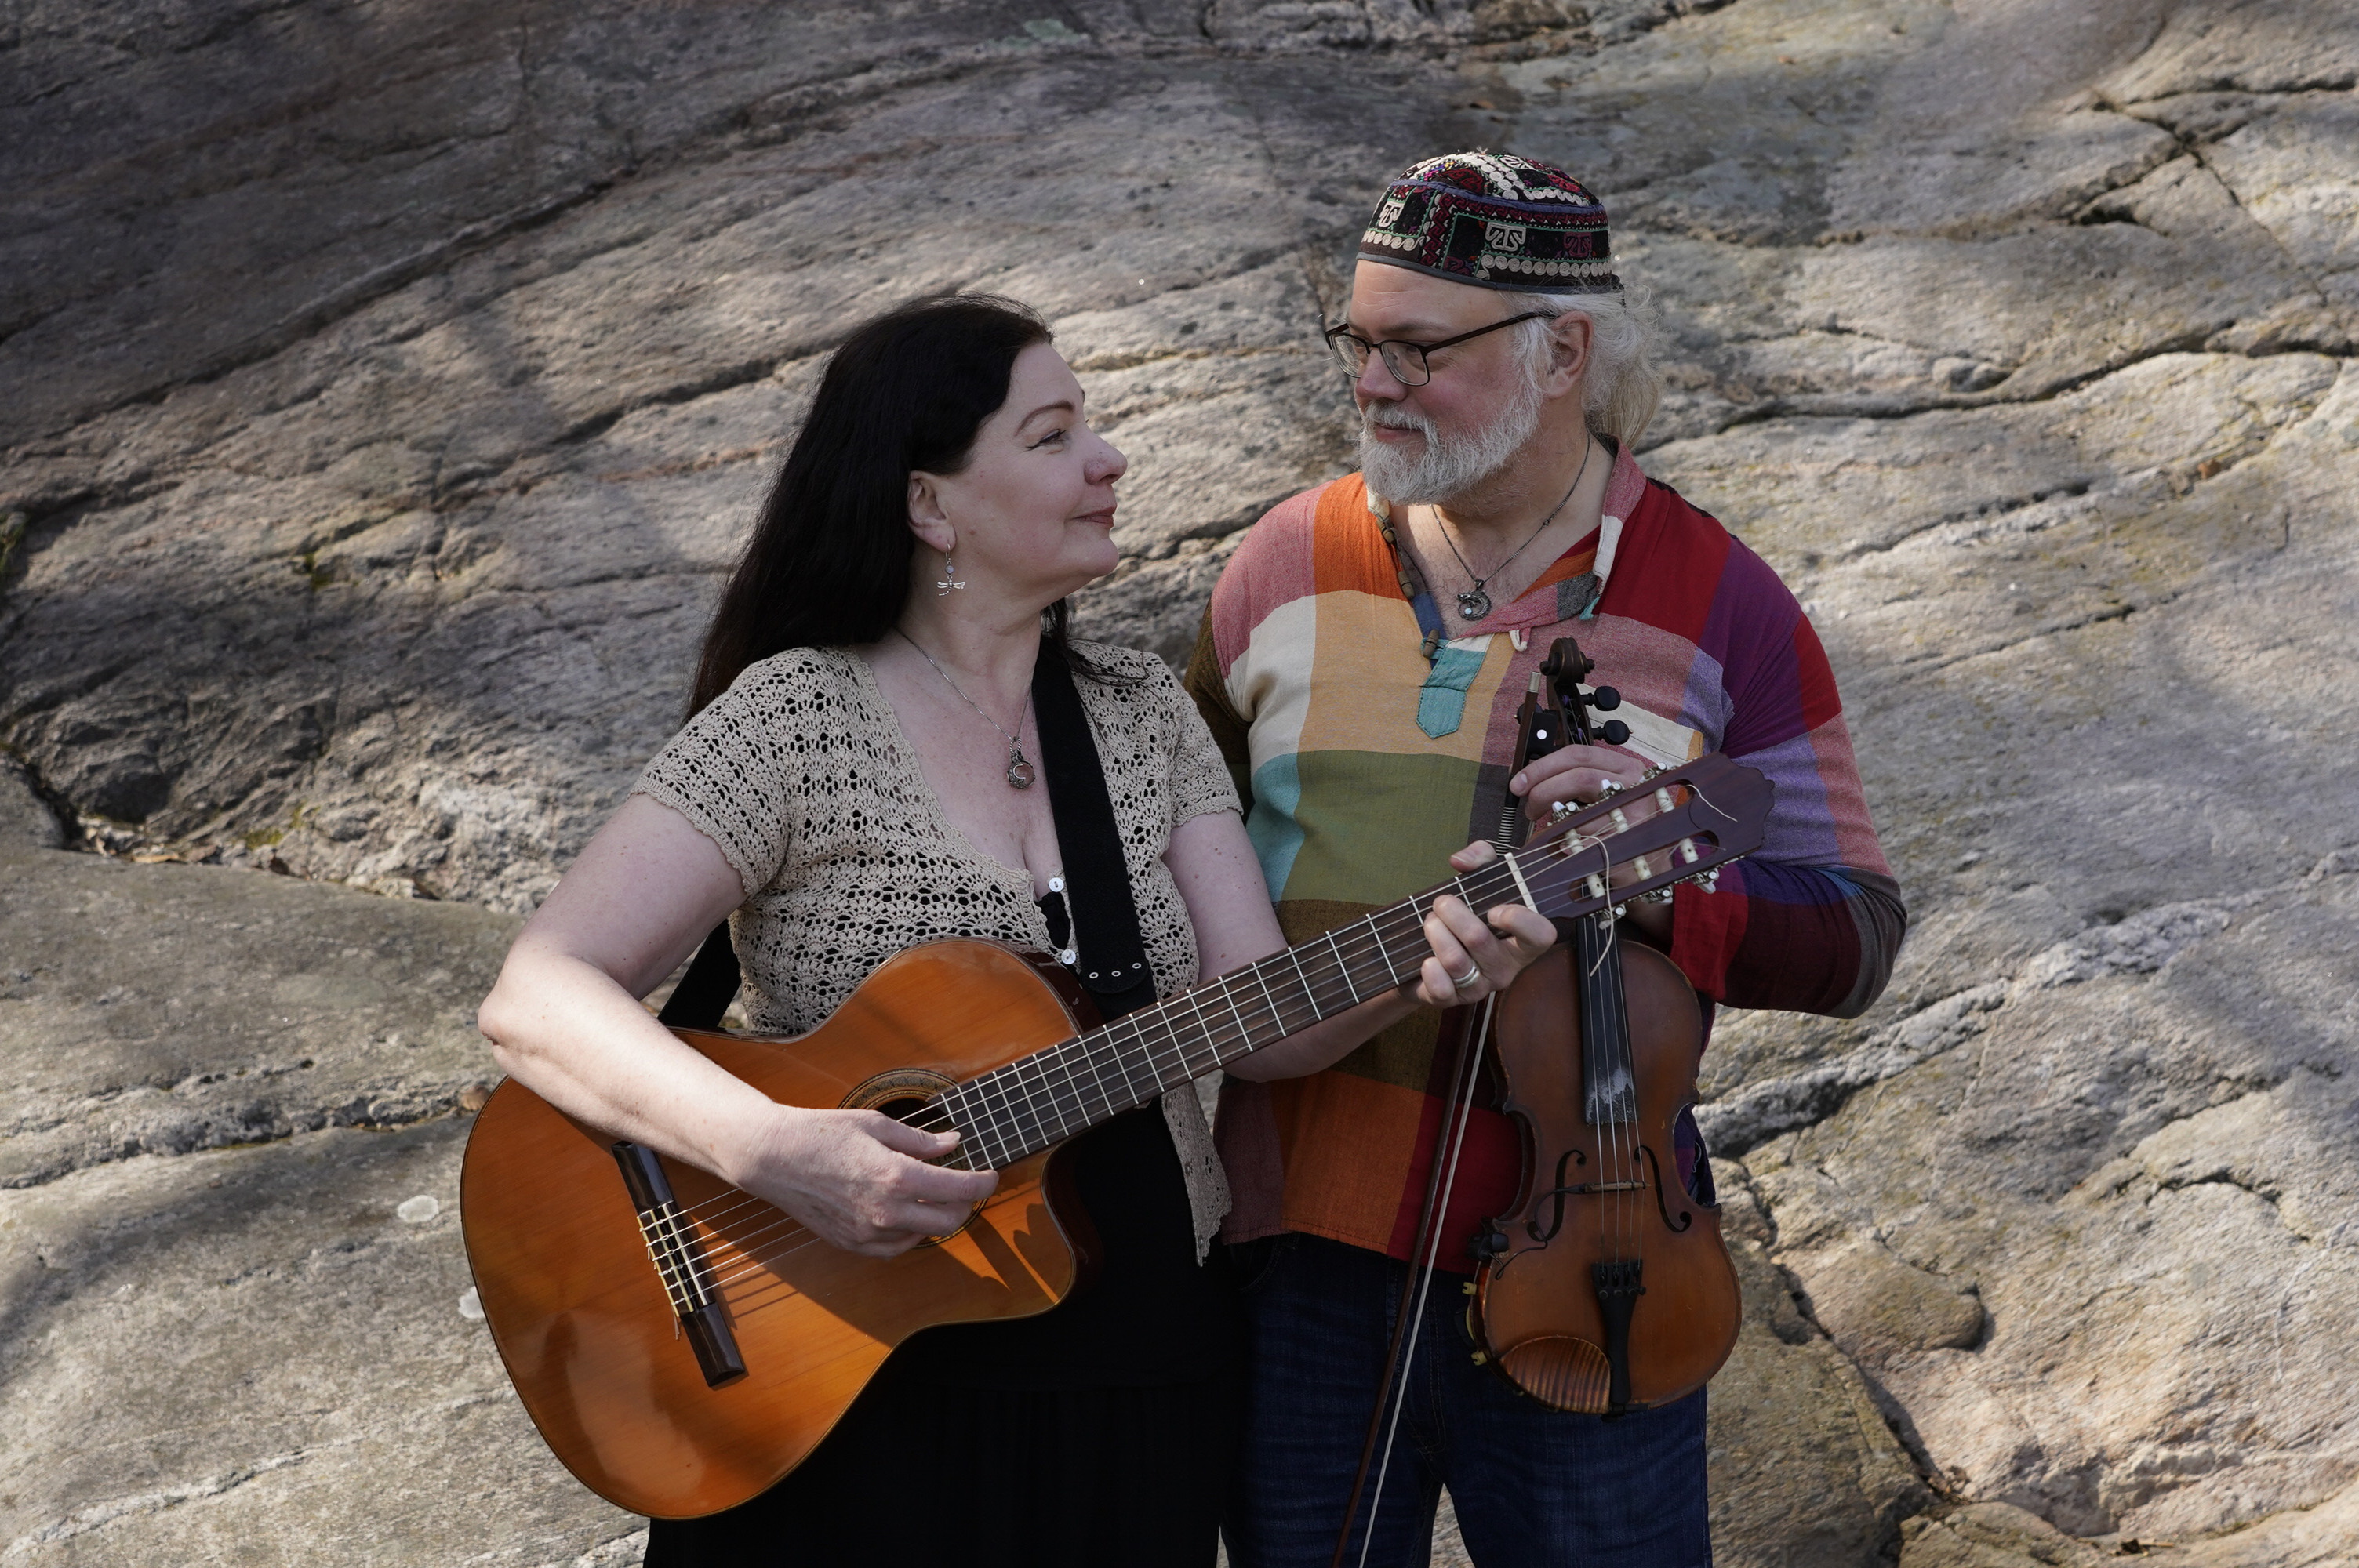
[1511,753,1774,924]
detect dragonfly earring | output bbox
[936,547,966,596]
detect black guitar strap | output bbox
[1030,636,1159,1022]
[657,924,740,1029]
[657,637,1154,1032]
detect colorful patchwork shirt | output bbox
[1183,446,1906,1263]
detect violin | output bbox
[1325,641,1768,1561]
[1466,637,1743,1414]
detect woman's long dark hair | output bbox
[689,293,1114,716]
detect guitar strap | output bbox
[657,924,740,1029]
[1029,635,1159,1022]
[656,637,1156,1033]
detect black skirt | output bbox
[644,1108,1238,1567]
[641,1363,1238,1568]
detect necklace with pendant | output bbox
[1431,436,1596,622]
[895,628,1037,789]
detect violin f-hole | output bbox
[1528,1147,1587,1243]
[1641,1144,1693,1233]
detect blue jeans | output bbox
[1225,1234,1711,1568]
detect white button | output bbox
[1048,876,1065,893]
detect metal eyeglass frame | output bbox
[1321,310,1551,386]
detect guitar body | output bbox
[460,939,1098,1519]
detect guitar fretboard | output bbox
[936,856,1532,1171]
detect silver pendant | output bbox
[1005,748,1036,789]
[1456,587,1492,621]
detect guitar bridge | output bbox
[611,1142,747,1388]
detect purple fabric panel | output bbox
[1732,729,1849,867]
[1707,543,1812,759]
[1677,643,1732,753]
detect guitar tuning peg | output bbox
[1598,720,1631,746]
[1591,685,1622,712]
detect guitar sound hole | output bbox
[844,1077,972,1247]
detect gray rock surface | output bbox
[5,0,2356,1564]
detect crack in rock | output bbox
[1701,851,2358,1155]
[0,1442,354,1560]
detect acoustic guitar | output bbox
[458,751,1772,1518]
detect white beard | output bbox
[1355,373,1546,506]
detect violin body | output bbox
[1456,634,1744,1417]
[1468,936,1740,1414]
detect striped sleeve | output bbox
[1666,543,1906,1018]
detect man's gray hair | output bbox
[1515,285,1664,448]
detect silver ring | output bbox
[1449,962,1481,989]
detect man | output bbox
[1187,152,1906,1566]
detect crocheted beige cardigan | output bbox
[631,641,1239,1256]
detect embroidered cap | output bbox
[1358,151,1619,293]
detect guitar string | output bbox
[679,851,1576,1297]
[645,792,1729,1298]
[694,869,1536,1307]
[674,776,1704,1236]
[685,864,1545,1292]
[695,914,1698,1305]
[676,819,1701,1299]
[668,815,1714,1298]
[659,851,1535,1235]
[670,764,1728,1241]
[679,882,1503,1284]
[691,821,1701,1305]
[663,877,1494,1249]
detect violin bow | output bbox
[1327,667,1568,1568]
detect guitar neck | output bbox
[938,856,1528,1172]
[934,750,1765,1173]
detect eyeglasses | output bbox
[1321,311,1550,387]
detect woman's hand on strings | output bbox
[733,1106,1000,1258]
[1408,842,1560,1008]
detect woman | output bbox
[476,294,1554,1566]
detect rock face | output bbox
[4,2,2355,1565]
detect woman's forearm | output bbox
[478,939,781,1185]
